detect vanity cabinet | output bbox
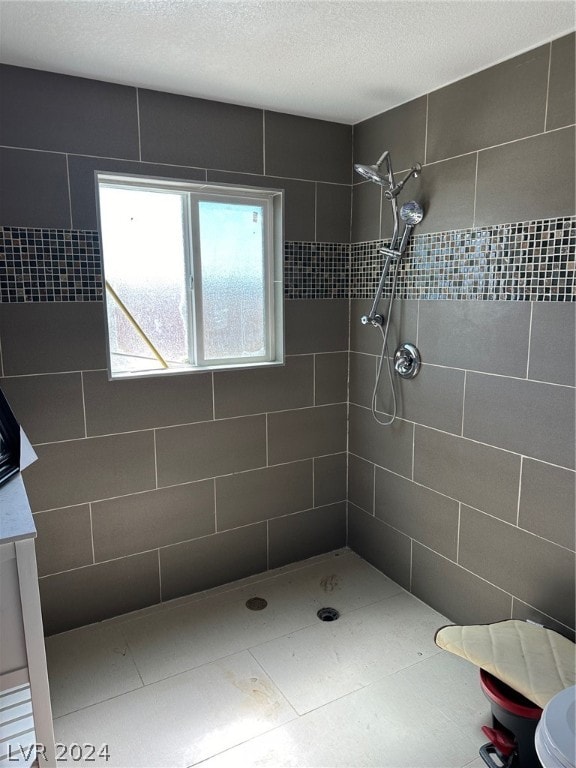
[0,476,55,767]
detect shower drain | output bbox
[317,607,340,622]
[245,597,268,611]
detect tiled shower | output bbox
[0,31,574,644]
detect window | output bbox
[96,174,284,379]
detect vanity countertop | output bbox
[0,474,36,544]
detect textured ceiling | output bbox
[0,0,574,124]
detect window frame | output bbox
[95,173,284,380]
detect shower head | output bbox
[354,163,389,185]
[400,200,424,225]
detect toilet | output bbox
[535,685,576,768]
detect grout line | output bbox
[153,430,158,489]
[265,414,269,467]
[314,182,318,242]
[80,372,88,438]
[266,521,270,570]
[312,457,316,507]
[415,299,420,347]
[213,478,218,533]
[471,152,479,228]
[211,372,216,420]
[456,503,461,563]
[409,538,413,592]
[88,502,96,564]
[157,549,162,601]
[544,42,552,132]
[411,422,415,480]
[312,354,316,406]
[516,456,524,527]
[526,302,534,379]
[135,88,142,162]
[424,93,429,165]
[372,463,376,515]
[65,154,73,229]
[460,370,467,437]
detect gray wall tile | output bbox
[207,170,314,241]
[139,89,263,173]
[160,523,267,600]
[459,505,575,629]
[377,363,465,435]
[475,127,576,225]
[388,155,475,237]
[427,45,549,163]
[518,459,575,550]
[349,300,418,357]
[268,502,346,569]
[0,65,139,159]
[418,300,531,377]
[92,481,215,561]
[265,111,351,184]
[349,352,377,409]
[33,505,93,577]
[375,468,459,559]
[354,97,427,177]
[411,543,512,625]
[215,461,313,530]
[285,299,349,354]
[414,426,521,523]
[351,182,381,242]
[267,404,347,465]
[0,148,70,228]
[348,404,413,476]
[84,369,213,435]
[156,415,266,486]
[214,356,313,418]
[348,503,411,590]
[22,431,156,512]
[316,183,351,242]
[69,155,206,230]
[0,373,85,444]
[39,552,160,635]
[528,303,575,386]
[314,453,347,507]
[348,454,374,514]
[512,598,575,642]
[0,303,107,375]
[547,33,576,131]
[463,373,575,469]
[315,352,348,405]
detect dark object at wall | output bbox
[0,387,21,488]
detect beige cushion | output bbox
[435,620,576,708]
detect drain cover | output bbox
[317,607,340,622]
[246,597,268,611]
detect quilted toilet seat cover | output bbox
[435,620,576,708]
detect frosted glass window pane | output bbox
[99,187,190,370]
[198,201,266,361]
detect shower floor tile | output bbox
[47,548,490,767]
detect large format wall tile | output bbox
[427,44,549,162]
[285,300,349,354]
[0,65,139,158]
[475,127,576,225]
[528,303,576,387]
[347,454,374,514]
[156,415,267,486]
[33,505,93,577]
[349,352,377,409]
[351,182,381,242]
[267,404,347,464]
[348,405,413,477]
[518,459,575,550]
[264,111,351,184]
[268,502,347,568]
[463,373,575,469]
[0,303,107,375]
[418,300,531,377]
[214,356,313,418]
[316,183,352,243]
[375,468,459,559]
[23,431,156,512]
[459,505,575,629]
[0,148,70,228]
[413,426,521,523]
[159,523,267,600]
[84,369,213,435]
[139,89,263,173]
[91,481,215,561]
[547,33,576,131]
[315,352,348,405]
[411,543,512,626]
[349,300,418,357]
[348,504,411,591]
[512,599,575,642]
[313,453,347,507]
[0,373,85,444]
[39,552,160,635]
[215,461,313,530]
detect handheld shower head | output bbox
[400,200,424,225]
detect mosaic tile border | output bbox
[1,217,574,302]
[351,217,575,301]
